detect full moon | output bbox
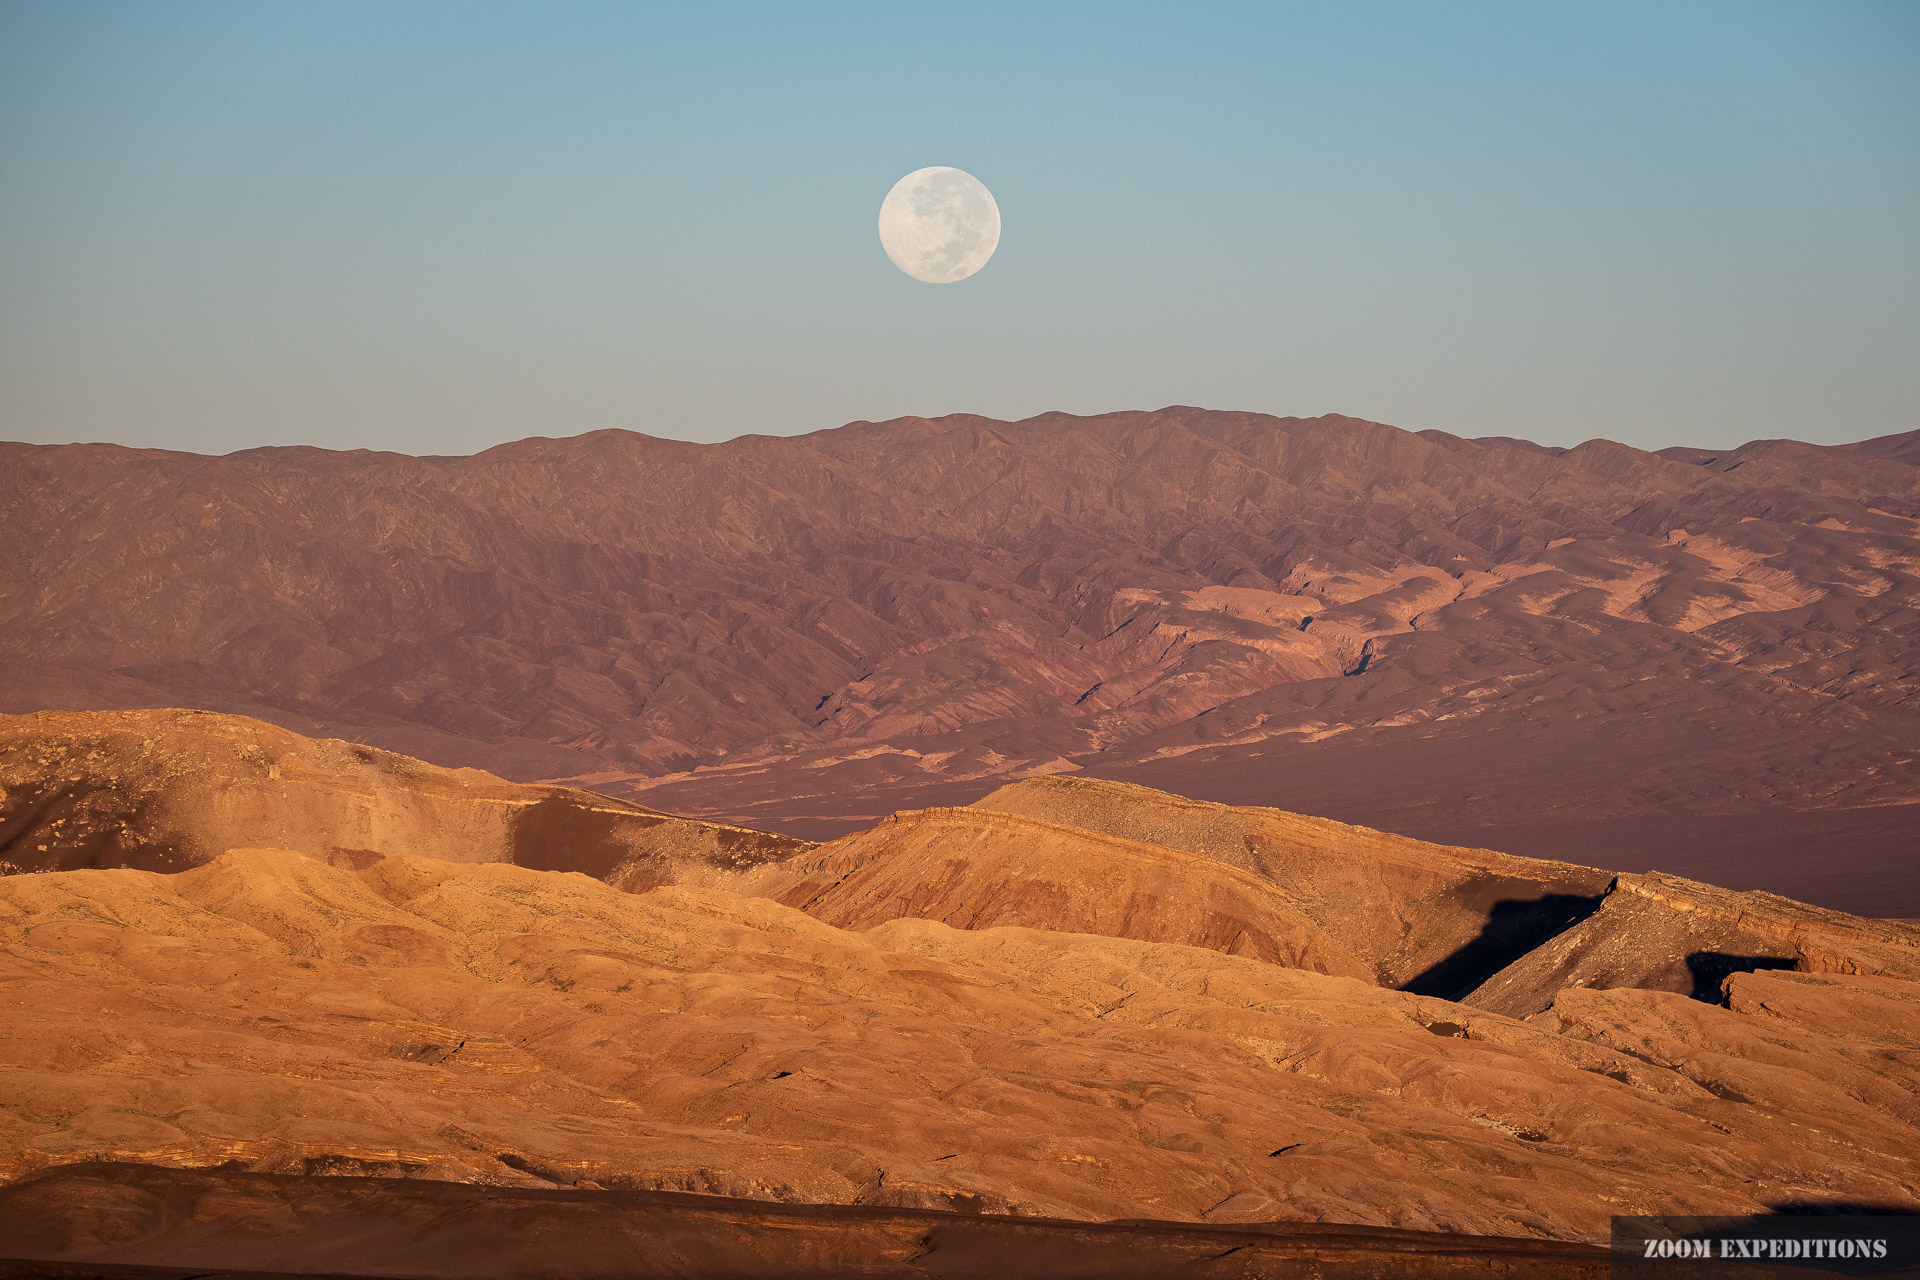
[877,167,1001,284]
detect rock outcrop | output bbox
[0,708,807,885]
[1465,870,1920,1017]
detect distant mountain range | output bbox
[4,408,1916,912]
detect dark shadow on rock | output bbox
[1765,1200,1920,1216]
[510,794,660,879]
[1686,952,1797,1003]
[1399,893,1607,1000]
[0,1162,1616,1280]
[0,780,190,874]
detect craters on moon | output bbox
[877,167,1001,284]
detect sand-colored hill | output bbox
[11,710,1914,1008]
[0,708,807,886]
[961,776,1920,1013]
[721,805,1376,979]
[5,411,1918,911]
[3,846,1919,1250]
[969,775,1615,993]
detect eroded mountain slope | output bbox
[721,805,1377,979]
[4,411,1917,909]
[3,847,1919,1248]
[968,776,1615,992]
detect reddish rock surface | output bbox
[4,410,1917,912]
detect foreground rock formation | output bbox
[2,710,1916,1269]
[4,410,1918,911]
[5,845,1918,1242]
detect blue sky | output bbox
[2,1,1915,454]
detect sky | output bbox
[1,1,1916,456]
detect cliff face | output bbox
[5,410,1918,910]
[1465,871,1920,1017]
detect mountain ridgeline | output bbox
[3,409,1917,911]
